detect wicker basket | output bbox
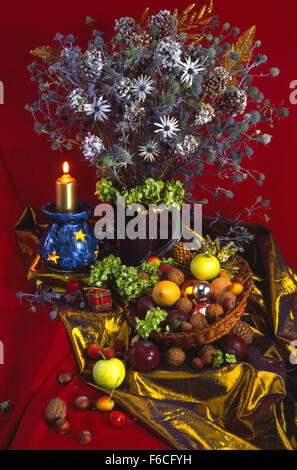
[125,255,253,349]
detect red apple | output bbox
[96,395,115,411]
[136,296,155,319]
[87,344,103,360]
[127,340,160,371]
[221,334,247,360]
[147,256,161,266]
[157,264,175,276]
[166,309,188,332]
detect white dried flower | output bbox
[84,96,111,121]
[115,77,133,103]
[179,56,206,86]
[78,49,103,82]
[138,139,160,162]
[154,115,180,139]
[131,75,154,102]
[68,88,87,112]
[195,103,215,126]
[155,39,182,71]
[175,135,200,159]
[81,133,105,163]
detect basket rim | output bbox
[124,255,253,343]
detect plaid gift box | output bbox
[86,288,112,313]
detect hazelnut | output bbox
[190,313,208,331]
[205,304,224,324]
[79,430,92,445]
[74,396,90,411]
[182,321,193,333]
[192,357,205,369]
[165,347,186,367]
[201,345,216,366]
[82,368,93,379]
[167,269,185,286]
[57,371,73,385]
[44,398,67,423]
[217,291,237,311]
[54,418,71,435]
[211,277,232,302]
[176,297,193,315]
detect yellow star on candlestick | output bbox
[95,249,99,259]
[48,250,59,264]
[73,229,86,243]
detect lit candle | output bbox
[56,161,77,213]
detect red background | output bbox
[0,0,296,450]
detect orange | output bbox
[152,281,181,308]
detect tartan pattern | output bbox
[87,288,112,313]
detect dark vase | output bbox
[115,205,182,266]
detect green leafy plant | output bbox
[88,255,175,303]
[135,307,168,339]
[213,349,237,368]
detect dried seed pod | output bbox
[44,398,67,423]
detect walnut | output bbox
[181,321,193,333]
[217,290,237,311]
[167,268,185,286]
[176,297,193,314]
[190,313,208,331]
[165,347,186,367]
[44,398,67,423]
[205,303,224,324]
[201,345,216,366]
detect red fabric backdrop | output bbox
[0,0,296,450]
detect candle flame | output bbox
[63,161,69,174]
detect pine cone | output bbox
[232,321,254,345]
[202,67,230,96]
[217,89,247,116]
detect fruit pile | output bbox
[133,253,251,338]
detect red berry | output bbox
[108,411,126,428]
[103,348,116,359]
[87,344,103,360]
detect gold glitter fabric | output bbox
[15,207,297,450]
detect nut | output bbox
[165,347,186,367]
[167,268,185,286]
[201,345,217,366]
[192,357,205,369]
[205,304,224,324]
[44,398,67,423]
[79,429,92,445]
[190,313,208,331]
[137,271,150,280]
[57,371,73,385]
[176,297,193,315]
[74,396,90,411]
[217,290,237,311]
[181,321,193,333]
[54,418,71,435]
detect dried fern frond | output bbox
[30,46,60,64]
[175,1,215,45]
[221,26,256,79]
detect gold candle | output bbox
[56,161,77,213]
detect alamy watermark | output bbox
[94,198,203,250]
[0,81,3,104]
[0,341,4,364]
[289,340,297,365]
[289,80,297,105]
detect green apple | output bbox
[190,253,220,281]
[93,358,126,389]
